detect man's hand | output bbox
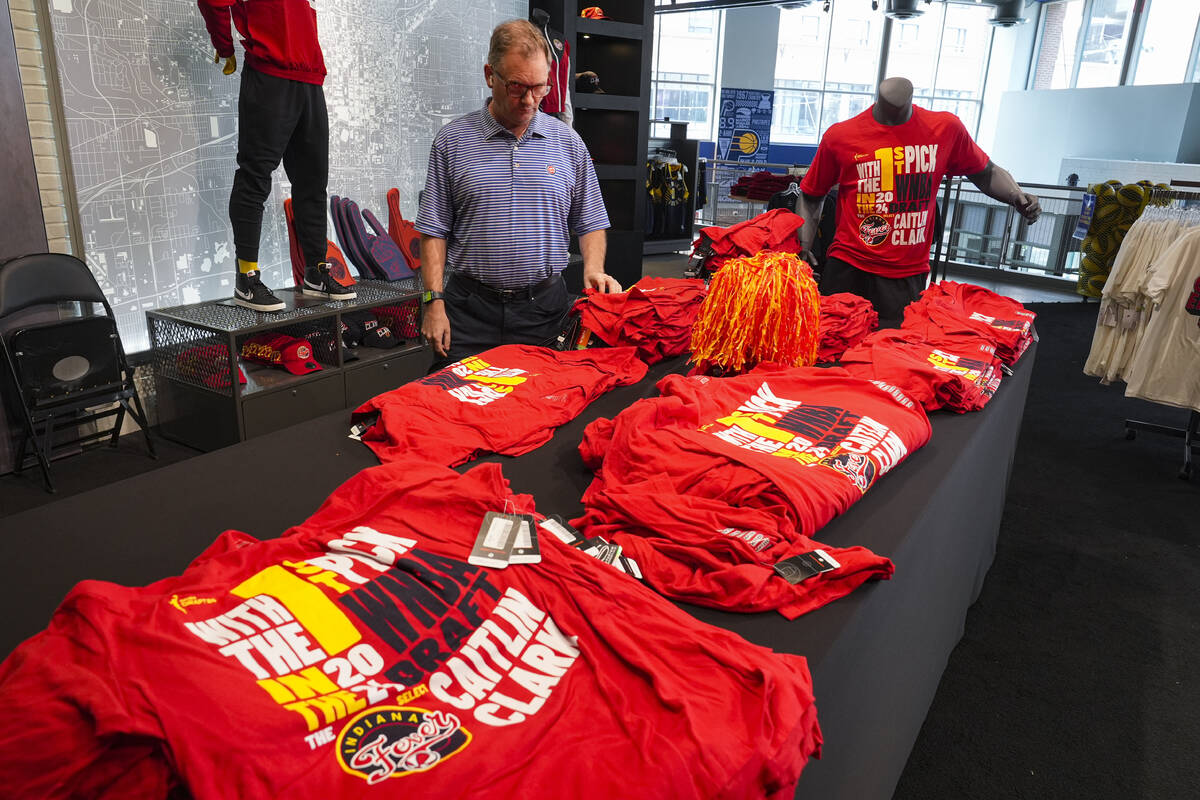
[584,271,622,293]
[421,303,451,357]
[1013,192,1041,224]
[215,52,237,75]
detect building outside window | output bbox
[650,10,723,140]
[1131,0,1200,85]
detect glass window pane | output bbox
[655,10,720,82]
[776,7,830,87]
[885,4,946,99]
[652,81,714,140]
[1133,0,1200,85]
[935,4,993,100]
[825,0,884,93]
[1077,0,1134,88]
[929,98,980,137]
[771,88,821,144]
[1031,0,1085,89]
[820,92,873,136]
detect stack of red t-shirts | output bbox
[352,344,647,466]
[572,277,706,364]
[692,208,805,273]
[0,461,823,798]
[902,281,1037,365]
[574,364,931,617]
[818,292,879,362]
[730,171,797,201]
[838,328,1004,412]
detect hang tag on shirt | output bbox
[469,512,521,568]
[348,422,370,441]
[577,536,609,557]
[619,555,643,579]
[508,514,542,565]
[538,514,585,546]
[1120,307,1141,330]
[597,542,622,567]
[773,549,841,584]
[1099,301,1119,327]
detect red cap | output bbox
[176,344,247,390]
[580,6,608,18]
[241,333,322,375]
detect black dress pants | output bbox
[429,273,570,373]
[230,66,328,269]
[819,256,928,324]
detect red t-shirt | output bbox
[353,345,648,466]
[0,462,821,799]
[800,105,989,278]
[573,476,894,619]
[839,328,1003,413]
[901,281,1037,366]
[579,365,932,539]
[573,277,707,363]
[818,292,879,363]
[198,0,327,85]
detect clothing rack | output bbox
[1118,185,1200,481]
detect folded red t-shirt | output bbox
[353,345,648,465]
[573,277,706,363]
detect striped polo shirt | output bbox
[415,103,610,289]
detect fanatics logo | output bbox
[547,165,556,175]
[336,706,472,783]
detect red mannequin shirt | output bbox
[0,462,822,799]
[198,0,327,85]
[352,345,648,466]
[580,365,932,539]
[800,105,988,278]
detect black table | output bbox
[0,343,1035,799]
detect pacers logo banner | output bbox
[718,88,773,164]
[852,145,939,248]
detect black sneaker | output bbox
[233,270,285,312]
[303,262,356,301]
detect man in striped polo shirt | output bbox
[415,19,618,370]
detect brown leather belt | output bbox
[452,272,560,303]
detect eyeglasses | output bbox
[492,70,552,99]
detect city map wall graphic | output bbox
[49,0,523,352]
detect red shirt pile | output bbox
[572,277,706,364]
[352,345,647,466]
[839,328,1004,412]
[902,281,1037,366]
[693,208,805,273]
[818,292,879,362]
[574,365,932,617]
[730,171,800,201]
[0,462,822,799]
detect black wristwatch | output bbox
[421,291,445,305]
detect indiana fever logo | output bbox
[819,452,877,493]
[858,215,890,246]
[418,356,530,406]
[336,706,471,784]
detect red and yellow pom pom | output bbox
[689,250,821,373]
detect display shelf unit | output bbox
[532,0,653,289]
[645,120,700,254]
[147,279,427,451]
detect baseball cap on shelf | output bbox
[361,324,401,349]
[176,344,246,390]
[304,329,358,365]
[240,333,323,375]
[580,6,609,18]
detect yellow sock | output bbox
[238,258,258,274]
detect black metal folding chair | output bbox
[0,253,155,492]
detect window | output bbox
[1077,0,1134,88]
[1031,0,1086,89]
[1132,0,1200,85]
[650,10,723,140]
[884,2,993,137]
[773,0,882,145]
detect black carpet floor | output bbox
[893,301,1200,800]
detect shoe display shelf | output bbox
[147,278,426,451]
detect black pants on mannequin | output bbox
[229,66,329,270]
[819,256,928,323]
